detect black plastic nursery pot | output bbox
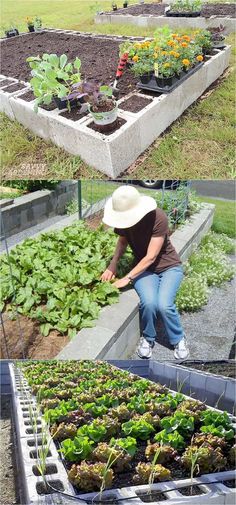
[140,72,153,85]
[166,10,201,17]
[123,2,128,7]
[5,29,19,38]
[53,96,84,111]
[28,25,35,32]
[138,61,204,93]
[113,6,118,11]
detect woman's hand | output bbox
[101,268,116,282]
[113,277,130,289]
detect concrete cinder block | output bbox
[10,96,51,140]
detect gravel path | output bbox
[131,255,235,361]
[0,396,20,505]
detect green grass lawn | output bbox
[198,196,236,238]
[1,1,235,180]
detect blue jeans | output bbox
[133,266,184,346]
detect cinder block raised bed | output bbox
[9,362,236,505]
[148,361,236,414]
[0,30,231,177]
[95,12,235,33]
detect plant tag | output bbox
[154,63,159,77]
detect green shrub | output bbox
[2,180,60,192]
[201,231,235,255]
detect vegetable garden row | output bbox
[13,360,236,502]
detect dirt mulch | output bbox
[182,362,236,379]
[0,396,20,505]
[0,32,138,98]
[0,313,69,359]
[108,2,236,17]
[119,94,153,113]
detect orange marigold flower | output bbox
[182,35,191,42]
[172,33,178,38]
[167,40,175,47]
[196,54,203,62]
[132,55,139,62]
[181,42,188,48]
[182,58,190,66]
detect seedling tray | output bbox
[166,10,201,17]
[138,62,204,93]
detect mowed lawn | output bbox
[1,0,235,180]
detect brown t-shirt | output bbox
[115,209,181,274]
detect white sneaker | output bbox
[137,337,154,359]
[174,337,189,360]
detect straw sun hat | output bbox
[102,185,157,229]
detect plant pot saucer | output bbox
[137,62,204,93]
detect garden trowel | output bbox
[112,52,129,97]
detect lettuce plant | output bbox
[60,436,94,462]
[122,418,155,440]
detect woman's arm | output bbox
[101,236,128,281]
[114,235,164,288]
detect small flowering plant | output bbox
[120,28,206,81]
[26,17,34,28]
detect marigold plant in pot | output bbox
[112,2,118,11]
[26,17,35,32]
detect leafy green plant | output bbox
[122,418,155,440]
[27,53,82,111]
[169,0,202,12]
[133,462,171,485]
[160,411,195,436]
[60,436,94,462]
[109,436,137,457]
[200,424,234,441]
[68,461,114,491]
[154,430,185,450]
[77,421,107,442]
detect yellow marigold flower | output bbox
[196,54,203,62]
[169,51,176,56]
[134,43,141,49]
[132,55,139,62]
[153,53,158,59]
[171,33,178,38]
[182,58,190,66]
[161,50,168,55]
[163,62,171,68]
[167,40,175,47]
[181,42,188,48]
[174,52,180,58]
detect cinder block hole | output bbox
[94,496,119,504]
[23,412,37,417]
[26,427,42,435]
[24,419,41,426]
[36,480,64,495]
[33,464,58,476]
[179,486,206,496]
[27,438,44,447]
[223,480,236,488]
[136,491,167,502]
[29,449,52,459]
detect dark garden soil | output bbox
[88,117,126,134]
[119,95,153,113]
[0,32,138,98]
[181,362,236,379]
[107,3,236,17]
[178,486,205,496]
[0,78,15,87]
[59,108,88,121]
[2,83,27,93]
[0,313,69,359]
[138,491,167,502]
[86,210,104,230]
